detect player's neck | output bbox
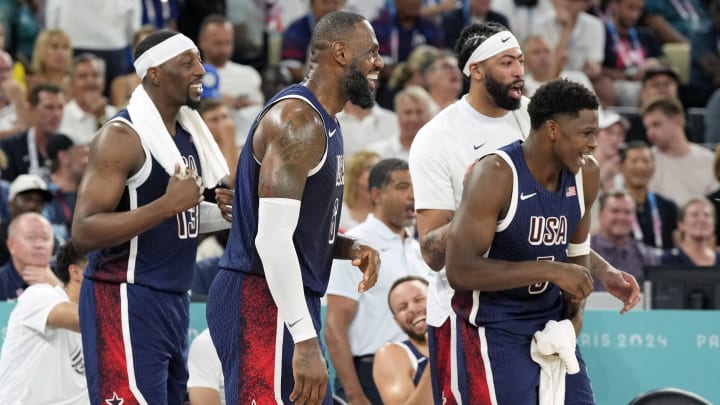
[522,137,562,192]
[625,185,648,205]
[303,76,346,116]
[145,86,181,134]
[410,337,429,356]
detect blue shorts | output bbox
[452,318,595,404]
[428,318,458,405]
[79,279,190,405]
[206,269,332,404]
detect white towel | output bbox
[530,319,580,405]
[125,85,229,188]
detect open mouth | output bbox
[509,81,524,99]
[190,82,203,95]
[367,72,379,91]
[412,316,426,326]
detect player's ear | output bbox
[332,40,350,66]
[469,63,483,81]
[546,120,560,140]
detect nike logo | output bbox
[288,318,304,328]
[329,129,337,137]
[473,142,486,150]
[520,192,537,200]
[501,37,511,43]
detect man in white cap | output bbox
[409,22,641,404]
[71,30,229,404]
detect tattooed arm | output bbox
[416,209,454,271]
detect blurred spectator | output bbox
[177,0,224,44]
[373,276,432,405]
[6,0,40,64]
[688,0,720,97]
[337,99,398,157]
[642,0,707,43]
[1,84,64,182]
[187,328,224,405]
[142,0,179,30]
[339,150,380,232]
[639,64,681,105]
[0,212,58,300]
[532,0,605,82]
[661,196,720,264]
[381,44,438,109]
[595,109,629,192]
[191,230,228,296]
[421,49,462,111]
[442,0,510,49]
[59,53,117,145]
[522,34,594,97]
[0,239,87,404]
[44,133,88,241]
[371,0,444,68]
[345,0,387,20]
[706,146,720,242]
[642,96,719,204]
[598,0,662,107]
[590,190,662,290]
[619,140,679,248]
[704,87,720,143]
[24,29,72,96]
[45,0,142,96]
[198,99,240,184]
[0,50,31,139]
[493,0,555,44]
[226,0,265,65]
[110,26,156,108]
[368,86,434,160]
[281,0,345,82]
[326,158,429,404]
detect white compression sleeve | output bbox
[255,198,316,343]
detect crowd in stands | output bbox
[0,0,719,403]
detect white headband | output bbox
[134,34,198,79]
[462,31,520,77]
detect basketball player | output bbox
[72,31,230,404]
[446,79,599,404]
[408,22,640,404]
[205,11,382,405]
[373,276,433,405]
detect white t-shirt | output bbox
[649,143,720,205]
[0,284,89,405]
[60,99,118,145]
[336,105,398,157]
[532,11,606,71]
[216,61,265,106]
[326,214,432,356]
[367,133,409,161]
[408,95,530,326]
[187,329,225,405]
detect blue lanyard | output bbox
[633,192,664,248]
[607,21,643,68]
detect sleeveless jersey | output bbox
[220,84,344,296]
[452,140,585,336]
[84,110,201,293]
[393,340,429,386]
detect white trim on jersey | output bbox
[121,284,149,404]
[251,94,330,177]
[110,116,153,188]
[274,314,284,404]
[391,341,420,373]
[469,291,480,328]
[450,312,462,404]
[493,150,519,233]
[478,326,499,405]
[127,187,139,284]
[574,167,586,219]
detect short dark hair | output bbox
[640,95,685,121]
[453,22,508,72]
[29,83,62,106]
[134,30,180,61]
[619,140,651,163]
[198,14,230,38]
[527,79,599,130]
[368,158,409,192]
[309,11,366,59]
[388,276,429,314]
[597,189,632,211]
[71,52,106,77]
[198,98,224,116]
[54,240,87,284]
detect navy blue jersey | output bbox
[452,140,585,336]
[220,84,344,296]
[396,340,428,386]
[84,110,201,293]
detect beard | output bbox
[186,87,201,110]
[342,60,375,109]
[485,70,522,111]
[405,328,427,343]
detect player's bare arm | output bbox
[417,209,454,271]
[373,343,432,405]
[334,236,380,293]
[254,99,329,405]
[72,122,203,253]
[446,155,594,299]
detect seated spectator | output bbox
[0,84,65,182]
[662,196,720,265]
[704,86,720,143]
[44,133,88,240]
[339,150,380,232]
[23,29,72,96]
[595,109,630,192]
[337,98,398,157]
[590,190,662,289]
[619,140,678,248]
[110,26,156,108]
[281,0,345,82]
[0,239,87,403]
[522,34,594,98]
[378,44,439,111]
[442,0,510,49]
[0,212,58,300]
[59,53,117,145]
[421,49,463,111]
[706,145,720,241]
[187,328,225,405]
[372,1,444,67]
[642,0,708,43]
[198,98,239,184]
[639,64,681,106]
[0,50,30,139]
[373,276,432,405]
[368,86,434,160]
[493,0,555,44]
[689,0,720,97]
[642,95,719,204]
